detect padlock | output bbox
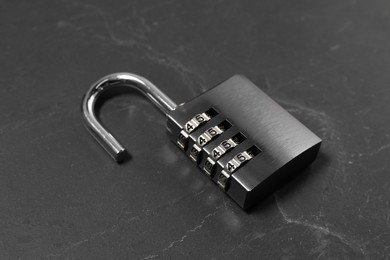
[82,73,321,210]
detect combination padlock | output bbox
[82,73,321,209]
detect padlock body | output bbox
[166,75,321,209]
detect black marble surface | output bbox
[1,0,389,259]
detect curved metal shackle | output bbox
[82,72,177,162]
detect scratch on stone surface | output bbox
[64,1,137,46]
[269,76,305,93]
[0,108,76,136]
[364,231,390,247]
[363,142,390,157]
[275,194,367,258]
[139,204,225,259]
[28,124,77,144]
[143,49,207,93]
[330,45,340,51]
[139,254,159,260]
[0,120,27,134]
[137,0,177,15]
[211,231,266,260]
[46,225,117,258]
[162,207,221,252]
[338,21,351,32]
[311,63,346,78]
[268,60,352,94]
[62,1,206,94]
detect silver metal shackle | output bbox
[81,72,177,162]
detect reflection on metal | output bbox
[81,72,177,162]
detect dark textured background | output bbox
[1,0,389,259]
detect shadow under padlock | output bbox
[82,73,321,210]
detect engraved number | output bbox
[221,140,232,149]
[199,136,207,145]
[227,162,236,172]
[207,128,217,136]
[186,123,194,132]
[236,153,247,162]
[195,114,205,123]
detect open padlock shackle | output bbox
[82,72,178,162]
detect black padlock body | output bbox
[166,75,321,210]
